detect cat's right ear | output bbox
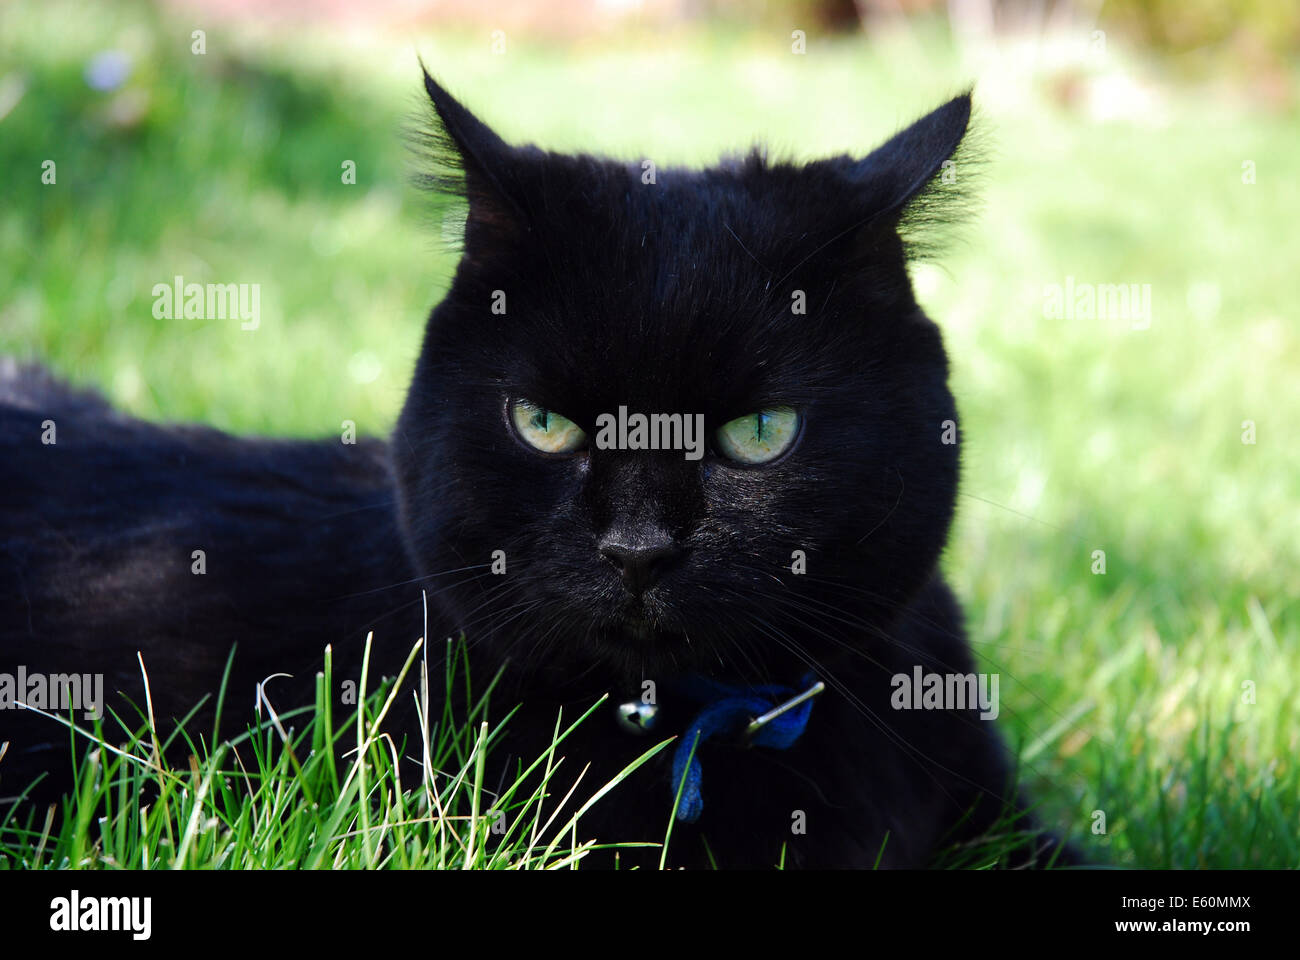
[414,67,530,244]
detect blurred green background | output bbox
[0,0,1296,866]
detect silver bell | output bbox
[616,700,658,734]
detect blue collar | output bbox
[621,674,823,823]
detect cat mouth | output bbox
[622,615,657,643]
[611,607,687,648]
[593,595,693,665]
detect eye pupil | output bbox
[715,406,800,464]
[511,399,587,455]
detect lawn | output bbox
[1,0,1296,867]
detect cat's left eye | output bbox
[509,399,587,455]
[715,407,801,464]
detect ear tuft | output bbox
[407,64,529,248]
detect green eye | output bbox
[510,399,587,454]
[715,407,800,464]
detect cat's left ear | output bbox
[847,92,977,257]
[855,93,970,215]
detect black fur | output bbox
[0,76,1073,867]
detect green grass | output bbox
[1,0,1297,867]
[0,635,670,869]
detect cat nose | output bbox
[598,535,682,596]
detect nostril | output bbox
[599,538,682,595]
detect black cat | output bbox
[0,72,1075,868]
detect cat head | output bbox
[393,71,975,685]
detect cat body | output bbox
[0,75,1070,867]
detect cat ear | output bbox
[856,93,971,215]
[848,91,977,259]
[415,67,530,242]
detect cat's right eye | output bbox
[509,399,587,455]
